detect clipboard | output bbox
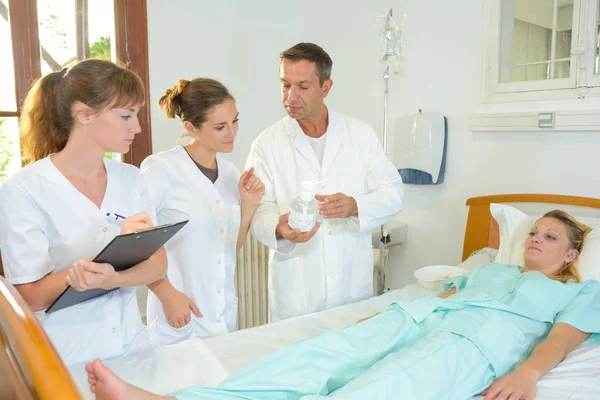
[45,220,189,314]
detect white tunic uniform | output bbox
[246,108,404,321]
[0,156,152,366]
[141,146,241,347]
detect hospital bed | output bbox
[0,274,81,399]
[1,194,600,399]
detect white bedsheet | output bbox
[69,282,600,399]
[70,334,229,397]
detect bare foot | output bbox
[86,359,129,400]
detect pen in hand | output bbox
[106,212,126,221]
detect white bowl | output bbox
[414,265,469,290]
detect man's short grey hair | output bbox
[280,42,333,86]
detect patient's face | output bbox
[523,217,578,276]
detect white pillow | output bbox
[490,203,533,266]
[490,203,600,282]
[577,227,600,282]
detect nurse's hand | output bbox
[276,213,321,244]
[238,167,265,207]
[481,369,537,400]
[120,212,153,235]
[161,287,203,328]
[315,193,358,219]
[67,258,117,291]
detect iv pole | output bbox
[377,65,391,296]
[377,8,399,295]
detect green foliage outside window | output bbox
[0,119,15,182]
[0,28,113,183]
[90,36,111,60]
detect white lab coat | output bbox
[0,156,152,366]
[141,146,240,347]
[246,108,403,321]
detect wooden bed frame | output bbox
[1,194,599,398]
[0,275,81,399]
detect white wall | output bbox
[147,0,600,289]
[147,0,386,165]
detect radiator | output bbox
[235,234,270,329]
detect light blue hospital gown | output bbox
[170,264,600,400]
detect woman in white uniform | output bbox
[0,59,167,366]
[142,78,264,347]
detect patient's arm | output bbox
[355,312,381,324]
[438,287,456,298]
[481,322,591,400]
[355,287,456,324]
[356,286,456,325]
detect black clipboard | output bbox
[45,220,189,314]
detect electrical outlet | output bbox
[371,220,407,248]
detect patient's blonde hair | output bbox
[541,210,592,283]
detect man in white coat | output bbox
[246,42,403,321]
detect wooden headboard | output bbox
[0,276,81,399]
[462,194,600,261]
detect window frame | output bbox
[4,0,152,166]
[482,0,600,103]
[582,0,600,91]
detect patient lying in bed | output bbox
[86,210,600,400]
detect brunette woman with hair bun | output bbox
[142,78,264,347]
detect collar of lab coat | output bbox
[174,145,238,194]
[289,107,344,176]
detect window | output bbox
[0,1,19,182]
[483,0,600,102]
[0,0,151,183]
